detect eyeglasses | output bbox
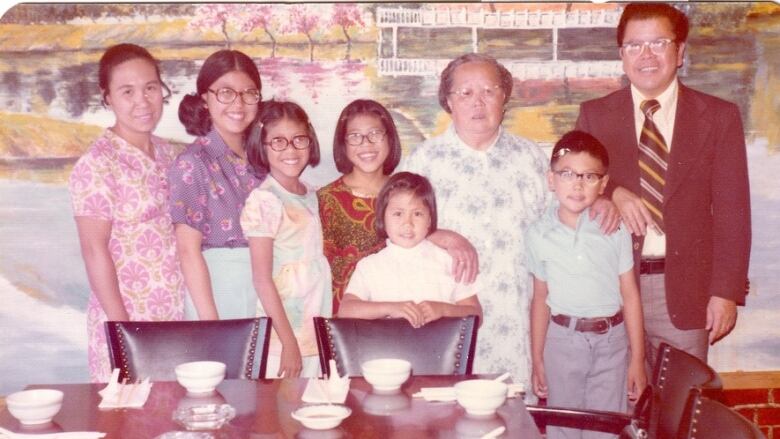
[449,84,504,103]
[553,169,605,185]
[208,87,262,105]
[621,38,675,57]
[265,135,312,152]
[345,130,387,146]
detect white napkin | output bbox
[413,383,525,402]
[98,368,153,409]
[301,360,350,404]
[0,427,106,439]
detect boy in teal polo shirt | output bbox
[526,131,646,439]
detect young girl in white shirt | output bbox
[338,172,482,327]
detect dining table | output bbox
[0,375,543,438]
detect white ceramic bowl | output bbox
[174,361,226,394]
[6,389,64,425]
[291,404,352,430]
[454,379,508,417]
[361,359,411,392]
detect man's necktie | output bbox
[638,99,668,232]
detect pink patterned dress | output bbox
[68,129,185,382]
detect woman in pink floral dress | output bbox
[68,43,184,382]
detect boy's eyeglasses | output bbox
[345,130,387,146]
[208,87,262,105]
[621,38,675,57]
[553,169,605,185]
[448,84,503,103]
[265,135,312,152]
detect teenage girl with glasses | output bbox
[170,50,265,321]
[240,100,332,378]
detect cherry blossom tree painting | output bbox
[330,3,366,55]
[284,4,321,61]
[240,4,279,57]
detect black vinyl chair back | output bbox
[676,387,765,439]
[528,343,722,437]
[653,342,723,438]
[105,317,271,381]
[314,316,479,377]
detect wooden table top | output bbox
[0,375,542,438]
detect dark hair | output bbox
[550,130,610,170]
[375,172,438,239]
[332,99,402,175]
[98,43,170,106]
[246,100,320,173]
[178,50,262,136]
[438,53,513,114]
[617,3,689,46]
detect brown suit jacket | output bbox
[575,83,751,330]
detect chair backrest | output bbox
[105,318,271,381]
[652,343,723,439]
[314,316,479,377]
[676,387,765,439]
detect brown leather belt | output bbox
[551,311,624,334]
[640,258,665,275]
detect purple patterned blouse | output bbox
[169,129,265,249]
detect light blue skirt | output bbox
[184,247,263,320]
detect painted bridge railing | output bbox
[378,58,623,79]
[376,7,621,29]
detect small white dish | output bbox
[174,361,225,395]
[361,359,411,392]
[6,389,64,425]
[291,404,352,430]
[454,379,508,417]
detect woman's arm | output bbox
[175,224,218,320]
[619,270,647,401]
[248,236,302,378]
[530,276,550,399]
[428,229,479,284]
[74,216,128,321]
[338,293,425,328]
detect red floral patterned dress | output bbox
[317,177,385,313]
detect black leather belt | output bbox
[551,311,624,334]
[640,258,665,275]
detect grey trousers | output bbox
[640,273,708,377]
[544,316,629,439]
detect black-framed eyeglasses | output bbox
[553,169,605,185]
[345,130,387,146]
[265,135,312,152]
[621,38,675,57]
[208,87,261,105]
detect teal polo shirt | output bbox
[525,205,634,318]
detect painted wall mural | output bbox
[0,2,778,394]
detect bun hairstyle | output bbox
[178,50,262,137]
[98,43,170,106]
[245,100,321,173]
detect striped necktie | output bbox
[638,99,668,232]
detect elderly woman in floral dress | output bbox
[401,53,550,397]
[69,43,184,382]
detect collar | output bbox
[631,79,678,122]
[538,203,600,245]
[445,124,503,153]
[384,238,430,255]
[201,129,233,160]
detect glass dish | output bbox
[172,403,236,431]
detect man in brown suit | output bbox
[575,3,751,368]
